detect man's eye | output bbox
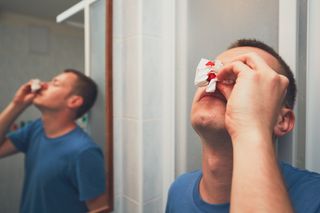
[51,80,59,86]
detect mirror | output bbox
[0,0,113,211]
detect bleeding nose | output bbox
[41,82,49,90]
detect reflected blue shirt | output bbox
[8,119,106,213]
[166,162,320,212]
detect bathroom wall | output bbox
[113,0,175,212]
[0,12,84,212]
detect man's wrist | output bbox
[230,128,273,146]
[9,101,28,114]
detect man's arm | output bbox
[0,139,19,159]
[86,192,109,213]
[217,52,293,212]
[0,83,36,158]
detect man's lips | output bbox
[199,89,227,103]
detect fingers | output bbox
[217,60,252,82]
[216,61,252,101]
[277,75,290,103]
[15,81,37,101]
[216,53,289,103]
[228,52,270,72]
[19,83,32,94]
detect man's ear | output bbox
[68,95,84,109]
[273,107,295,137]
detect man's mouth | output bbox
[199,89,227,103]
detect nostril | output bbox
[41,83,49,90]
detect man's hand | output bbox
[216,52,293,212]
[12,82,38,109]
[0,81,38,146]
[216,52,289,141]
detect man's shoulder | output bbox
[280,162,320,212]
[169,170,201,194]
[20,118,43,132]
[67,126,96,146]
[174,170,201,183]
[280,162,320,186]
[55,126,102,157]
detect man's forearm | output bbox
[230,132,293,213]
[0,102,26,143]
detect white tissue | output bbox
[206,79,218,93]
[31,79,41,92]
[194,59,212,87]
[194,58,223,93]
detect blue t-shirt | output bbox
[166,162,320,212]
[8,119,106,213]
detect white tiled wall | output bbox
[142,120,162,201]
[113,0,174,212]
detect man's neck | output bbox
[41,112,77,138]
[200,137,233,204]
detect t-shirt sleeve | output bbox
[6,120,40,153]
[72,146,107,201]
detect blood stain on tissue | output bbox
[205,61,215,67]
[207,72,216,81]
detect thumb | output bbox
[25,93,37,103]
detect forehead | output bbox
[216,46,281,72]
[54,72,77,81]
[53,72,78,87]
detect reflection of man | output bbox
[0,70,108,213]
[166,39,320,212]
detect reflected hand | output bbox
[12,82,38,109]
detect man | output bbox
[0,69,108,213]
[166,39,320,212]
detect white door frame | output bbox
[278,0,298,165]
[306,0,320,172]
[56,0,98,77]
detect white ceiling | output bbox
[0,0,83,22]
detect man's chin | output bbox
[32,100,42,109]
[192,117,228,136]
[32,99,39,106]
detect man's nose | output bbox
[41,82,49,90]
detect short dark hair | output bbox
[64,69,98,119]
[228,39,296,109]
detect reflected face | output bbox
[191,47,280,136]
[33,72,78,112]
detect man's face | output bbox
[33,72,78,112]
[191,47,280,137]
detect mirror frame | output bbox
[105,0,114,211]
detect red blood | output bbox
[207,72,216,81]
[41,83,49,90]
[205,61,215,67]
